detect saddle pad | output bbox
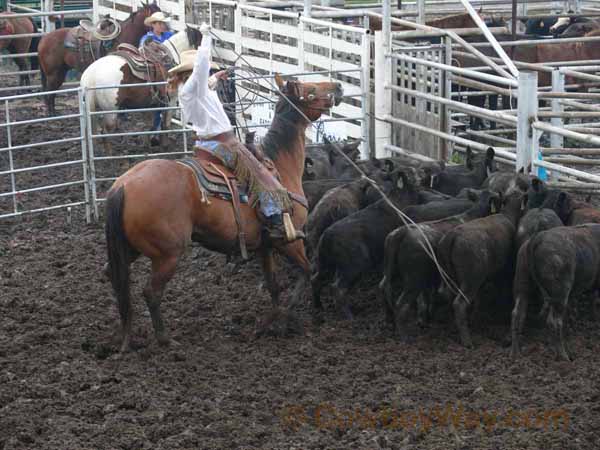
[178,158,249,204]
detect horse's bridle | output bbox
[284,82,337,112]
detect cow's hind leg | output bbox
[378,276,395,328]
[547,294,571,361]
[394,287,420,340]
[143,253,180,346]
[510,292,529,359]
[453,285,478,348]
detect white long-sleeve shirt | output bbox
[179,35,233,138]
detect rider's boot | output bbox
[265,213,305,246]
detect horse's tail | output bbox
[105,185,132,328]
[27,17,40,71]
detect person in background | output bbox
[165,23,304,245]
[140,11,174,46]
[140,12,175,144]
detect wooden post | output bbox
[516,71,538,173]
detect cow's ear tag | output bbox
[490,202,497,214]
[397,177,404,189]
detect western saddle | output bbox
[113,42,174,82]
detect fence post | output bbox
[78,88,91,224]
[83,87,99,221]
[360,32,371,160]
[374,0,392,159]
[439,35,452,161]
[516,71,538,173]
[43,0,55,34]
[374,31,392,159]
[551,69,565,150]
[416,0,425,25]
[303,0,311,18]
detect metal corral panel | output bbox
[392,45,444,159]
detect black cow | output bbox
[311,168,423,319]
[512,225,600,360]
[306,174,391,255]
[515,208,563,251]
[402,189,479,223]
[431,147,496,196]
[380,190,501,335]
[437,191,525,347]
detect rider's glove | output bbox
[199,22,211,35]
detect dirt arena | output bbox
[1,90,599,450]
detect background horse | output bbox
[37,2,160,115]
[0,12,39,86]
[80,26,202,151]
[369,10,499,32]
[105,76,342,351]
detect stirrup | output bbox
[282,213,305,243]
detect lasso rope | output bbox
[208,28,472,306]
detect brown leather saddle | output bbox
[64,20,117,70]
[178,149,250,258]
[113,42,174,82]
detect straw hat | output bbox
[144,11,172,27]
[168,49,221,75]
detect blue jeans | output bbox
[196,139,282,218]
[152,111,161,131]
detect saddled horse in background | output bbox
[37,2,160,115]
[80,26,202,151]
[105,76,343,351]
[0,12,40,86]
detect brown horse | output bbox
[37,2,160,115]
[105,76,343,351]
[369,11,496,32]
[0,12,38,86]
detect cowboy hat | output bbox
[144,11,172,27]
[168,49,221,75]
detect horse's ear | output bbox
[274,73,285,90]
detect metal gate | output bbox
[391,42,448,159]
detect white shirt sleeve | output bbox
[180,35,212,99]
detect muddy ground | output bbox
[1,90,599,450]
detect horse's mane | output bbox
[261,96,303,161]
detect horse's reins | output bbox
[207,28,473,306]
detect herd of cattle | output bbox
[301,140,600,361]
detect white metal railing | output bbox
[1,62,367,221]
[0,88,90,220]
[0,7,93,92]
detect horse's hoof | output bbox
[156,333,172,347]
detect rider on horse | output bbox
[166,23,305,246]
